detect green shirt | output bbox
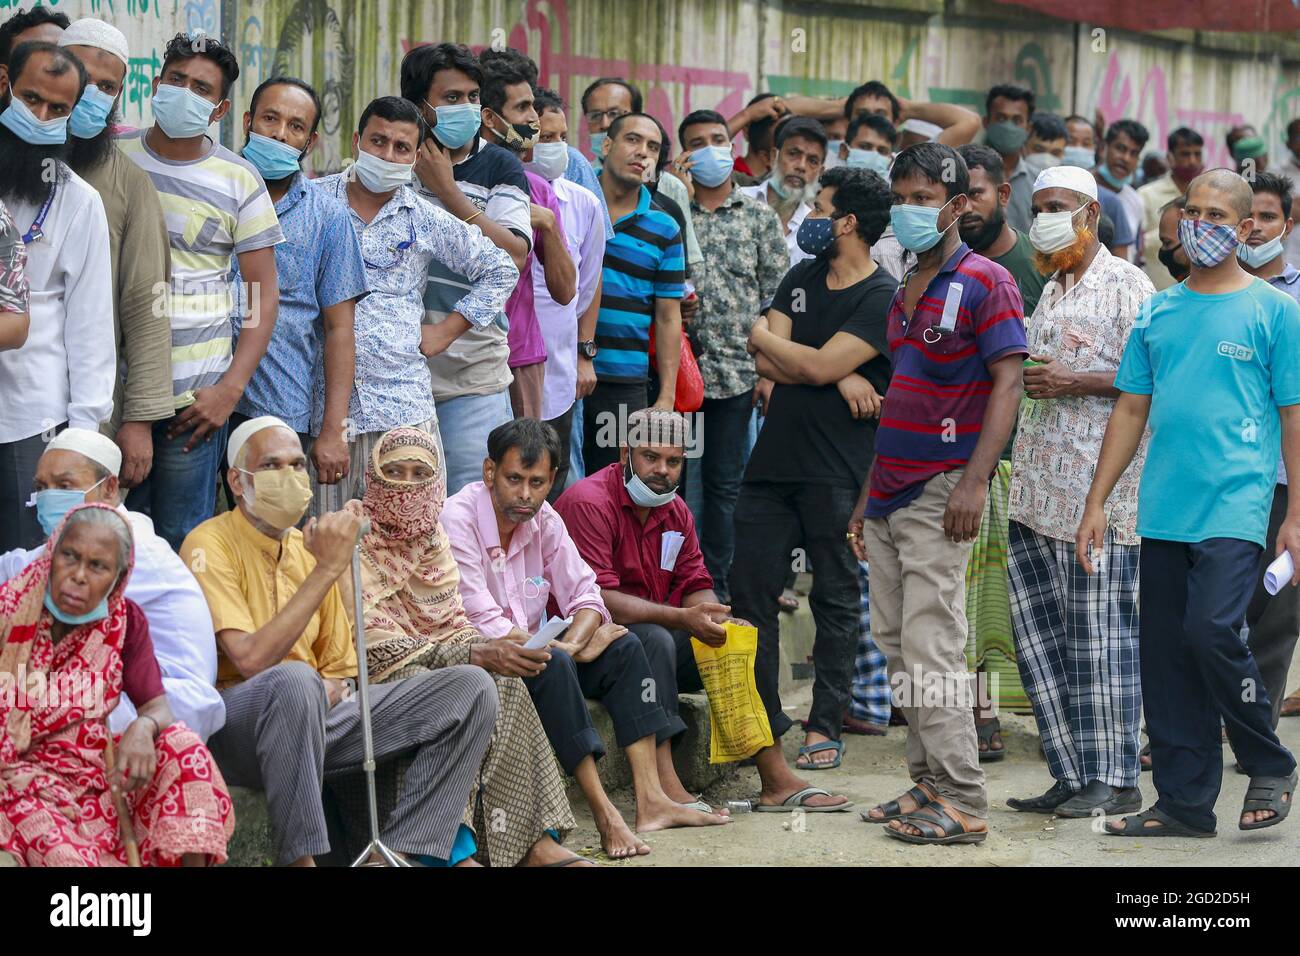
[991,228,1047,317]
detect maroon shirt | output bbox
[555,463,713,607]
[122,598,165,707]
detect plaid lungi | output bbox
[849,560,890,726]
[1007,519,1142,789]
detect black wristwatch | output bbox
[578,340,598,359]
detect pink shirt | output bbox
[505,171,567,369]
[441,480,610,638]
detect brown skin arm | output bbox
[652,296,682,409]
[1275,405,1300,585]
[1024,354,1120,399]
[1076,391,1151,573]
[311,297,359,484]
[114,694,174,793]
[534,205,577,306]
[0,310,29,349]
[943,354,1023,542]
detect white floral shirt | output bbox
[1009,246,1155,545]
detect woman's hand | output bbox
[114,720,158,793]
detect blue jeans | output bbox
[436,389,513,497]
[684,391,754,602]
[125,416,227,552]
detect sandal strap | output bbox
[874,783,936,818]
[901,802,967,838]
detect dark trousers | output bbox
[1141,537,1297,832]
[524,639,669,774]
[544,405,576,505]
[125,415,227,552]
[684,391,753,602]
[729,480,861,742]
[0,425,62,551]
[1244,483,1300,728]
[628,622,703,743]
[582,381,648,475]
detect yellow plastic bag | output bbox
[690,622,773,763]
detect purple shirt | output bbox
[505,171,567,369]
[441,480,610,638]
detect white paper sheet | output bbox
[1265,551,1295,596]
[525,615,573,650]
[660,531,685,571]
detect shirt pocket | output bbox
[916,322,974,383]
[521,575,552,631]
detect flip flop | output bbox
[753,786,854,813]
[977,719,1005,762]
[1104,806,1216,838]
[796,739,844,770]
[680,799,716,814]
[1239,770,1297,831]
[882,802,988,846]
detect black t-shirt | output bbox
[745,256,896,487]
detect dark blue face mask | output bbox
[796,213,842,257]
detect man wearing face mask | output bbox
[1081,170,1300,838]
[118,32,283,552]
[957,144,1047,315]
[1092,119,1149,267]
[739,116,827,268]
[1236,172,1300,726]
[1156,195,1191,283]
[229,76,368,518]
[859,144,1027,846]
[0,427,226,742]
[1002,166,1154,817]
[53,20,174,493]
[1138,126,1204,290]
[0,40,113,551]
[982,84,1036,233]
[183,416,499,866]
[315,96,517,514]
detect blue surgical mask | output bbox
[242,131,303,181]
[847,148,891,176]
[1238,234,1284,269]
[430,102,481,150]
[589,131,607,168]
[44,587,110,626]
[796,215,841,257]
[34,479,108,537]
[151,83,217,139]
[68,85,116,140]
[624,460,678,508]
[688,145,734,187]
[1062,145,1096,169]
[1097,163,1133,189]
[0,95,68,145]
[890,198,957,253]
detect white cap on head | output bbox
[46,427,122,476]
[58,18,130,68]
[900,119,943,141]
[1033,164,1098,201]
[227,416,295,470]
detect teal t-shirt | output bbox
[1114,277,1300,547]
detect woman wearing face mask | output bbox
[0,503,234,866]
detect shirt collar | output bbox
[230,504,290,559]
[691,186,744,214]
[471,480,536,560]
[1271,262,1300,287]
[272,172,309,216]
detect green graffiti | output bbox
[1013,42,1060,112]
[890,37,919,100]
[126,49,162,118]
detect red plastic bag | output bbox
[648,329,704,412]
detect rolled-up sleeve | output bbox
[419,204,519,328]
[441,495,518,639]
[541,508,610,623]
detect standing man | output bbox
[119,32,282,551]
[585,112,685,474]
[314,96,517,511]
[57,20,173,489]
[957,144,1048,315]
[1282,120,1300,267]
[1138,126,1204,290]
[1081,169,1298,838]
[231,76,368,515]
[0,41,113,550]
[858,144,1027,846]
[1092,119,1149,267]
[1004,166,1154,817]
[672,109,787,602]
[982,84,1036,233]
[1237,171,1300,724]
[738,116,827,267]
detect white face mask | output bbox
[352,149,414,193]
[1029,204,1089,254]
[1238,234,1285,269]
[525,140,569,181]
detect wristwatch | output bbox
[578,340,598,359]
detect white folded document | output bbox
[1265,551,1295,596]
[661,531,685,571]
[524,615,573,650]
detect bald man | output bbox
[0,427,226,740]
[1081,169,1300,838]
[181,417,497,867]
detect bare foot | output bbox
[795,730,841,769]
[594,807,651,859]
[521,837,597,867]
[636,796,732,833]
[1242,790,1290,827]
[571,624,628,663]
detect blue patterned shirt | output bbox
[231,173,369,435]
[316,171,518,435]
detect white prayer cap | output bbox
[900,119,942,141]
[227,416,296,469]
[58,18,130,68]
[1032,164,1098,201]
[46,428,122,476]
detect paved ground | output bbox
[565,682,1300,866]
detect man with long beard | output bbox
[958,144,1048,315]
[0,40,113,550]
[56,19,173,492]
[1004,165,1155,817]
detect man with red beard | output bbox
[1004,165,1155,817]
[1138,126,1204,290]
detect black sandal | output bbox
[1240,770,1297,831]
[1104,807,1216,838]
[977,718,1005,762]
[861,782,937,823]
[882,801,988,845]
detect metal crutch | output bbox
[347,517,410,867]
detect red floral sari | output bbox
[0,503,234,866]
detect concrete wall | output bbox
[16,0,1300,170]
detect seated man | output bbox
[555,409,745,807]
[441,418,728,860]
[181,416,499,867]
[0,428,226,741]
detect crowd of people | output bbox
[1,6,1298,865]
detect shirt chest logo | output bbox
[1217,341,1254,362]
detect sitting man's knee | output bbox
[261,661,327,708]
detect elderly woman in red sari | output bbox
[0,503,233,866]
[338,427,591,866]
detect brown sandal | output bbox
[883,801,988,845]
[861,782,937,823]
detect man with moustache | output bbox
[957,144,1048,315]
[1005,165,1155,817]
[1138,126,1204,290]
[55,20,173,492]
[739,116,827,267]
[0,40,113,550]
[1092,119,1149,267]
